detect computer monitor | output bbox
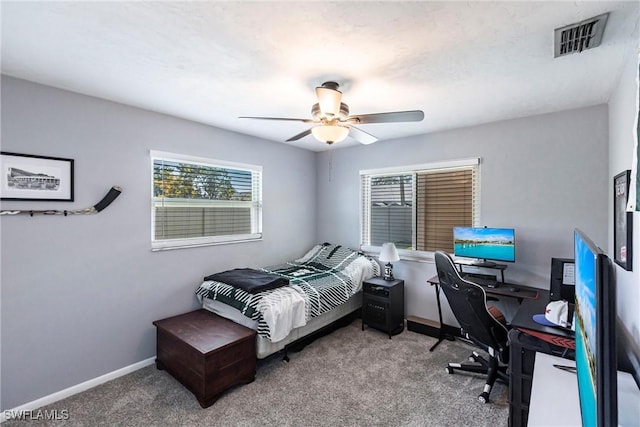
[452,227,515,267]
[550,257,575,304]
[574,229,617,426]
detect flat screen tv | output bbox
[574,229,617,427]
[452,227,515,266]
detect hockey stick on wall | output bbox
[0,186,122,216]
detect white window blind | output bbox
[363,173,415,249]
[151,151,262,250]
[361,159,479,255]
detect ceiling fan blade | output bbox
[349,125,378,145]
[286,128,313,142]
[347,110,424,124]
[239,116,316,123]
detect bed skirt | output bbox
[202,291,363,359]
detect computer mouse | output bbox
[510,287,519,292]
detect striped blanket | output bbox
[196,243,380,342]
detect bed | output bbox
[196,243,380,358]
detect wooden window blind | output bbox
[151,152,262,250]
[360,159,479,254]
[416,168,477,252]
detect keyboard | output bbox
[463,275,499,288]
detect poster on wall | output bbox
[614,170,633,270]
[0,152,74,201]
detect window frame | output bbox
[150,150,263,251]
[360,158,480,261]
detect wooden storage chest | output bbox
[153,309,256,408]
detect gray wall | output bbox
[608,51,640,346]
[0,76,317,410]
[316,105,609,324]
[2,72,628,410]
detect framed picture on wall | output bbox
[0,152,74,201]
[614,170,632,271]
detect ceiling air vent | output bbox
[554,13,609,58]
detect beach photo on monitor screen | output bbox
[453,227,515,262]
[574,233,597,426]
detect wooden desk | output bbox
[453,258,508,283]
[510,291,575,348]
[425,275,540,351]
[527,343,640,426]
[508,292,576,426]
[426,275,540,300]
[425,275,448,351]
[436,287,640,425]
[528,352,580,427]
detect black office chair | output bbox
[434,250,510,403]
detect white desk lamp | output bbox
[379,243,400,280]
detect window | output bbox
[360,158,479,256]
[151,151,262,250]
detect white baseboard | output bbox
[1,357,155,423]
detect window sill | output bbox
[360,245,436,263]
[152,234,262,251]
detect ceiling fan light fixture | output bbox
[316,83,342,117]
[312,102,349,120]
[311,125,349,145]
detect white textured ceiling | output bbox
[2,1,639,151]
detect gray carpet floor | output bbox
[5,320,509,426]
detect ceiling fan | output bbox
[239,81,424,145]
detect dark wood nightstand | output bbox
[361,277,405,338]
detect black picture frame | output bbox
[614,170,632,271]
[0,152,74,201]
